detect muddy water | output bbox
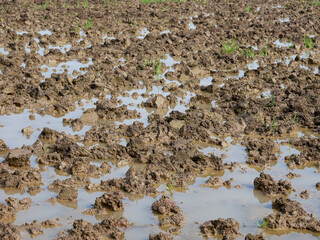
[1,2,320,239]
[1,53,320,239]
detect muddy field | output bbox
[0,0,319,239]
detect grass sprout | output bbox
[85,18,93,29]
[165,178,175,193]
[304,35,315,49]
[256,218,269,228]
[242,48,255,58]
[222,38,239,54]
[271,117,278,128]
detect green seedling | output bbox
[74,23,79,32]
[82,0,89,8]
[289,40,295,48]
[145,60,154,67]
[271,117,278,128]
[256,218,269,228]
[222,38,239,54]
[314,1,320,6]
[85,18,93,29]
[292,112,297,124]
[304,35,315,49]
[38,2,48,9]
[242,48,255,58]
[165,178,175,193]
[245,4,251,12]
[104,0,108,6]
[263,45,268,56]
[155,60,162,78]
[269,94,275,107]
[288,138,291,153]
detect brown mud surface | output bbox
[0,0,320,239]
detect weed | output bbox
[104,0,108,6]
[74,23,79,32]
[82,0,89,8]
[222,38,239,54]
[245,4,251,12]
[288,138,291,153]
[256,218,269,228]
[63,2,67,8]
[129,21,135,26]
[242,48,255,58]
[85,18,93,29]
[77,1,80,7]
[289,40,295,48]
[269,94,275,107]
[263,44,268,56]
[314,0,320,6]
[292,113,297,124]
[271,117,278,128]
[165,178,175,193]
[0,6,3,11]
[145,60,154,67]
[74,13,78,17]
[304,35,315,49]
[37,2,48,10]
[155,60,162,78]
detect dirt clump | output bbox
[244,138,280,168]
[245,233,266,240]
[202,177,223,188]
[254,172,291,196]
[0,197,31,223]
[0,222,22,240]
[56,217,132,240]
[266,197,320,232]
[84,191,124,215]
[57,188,78,202]
[0,139,9,152]
[152,196,184,228]
[300,190,310,199]
[149,232,173,240]
[285,136,320,168]
[0,162,41,190]
[200,218,240,239]
[4,148,32,167]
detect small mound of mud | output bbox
[149,232,173,240]
[266,197,320,232]
[200,218,240,239]
[56,218,132,240]
[152,196,184,228]
[244,138,279,168]
[0,139,9,152]
[254,172,291,196]
[285,136,320,168]
[0,162,41,190]
[57,188,78,202]
[245,233,266,240]
[84,191,124,215]
[0,197,31,223]
[0,222,22,240]
[202,176,223,188]
[4,148,32,167]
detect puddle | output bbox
[137,27,150,39]
[274,40,291,48]
[199,76,213,86]
[188,22,196,30]
[279,17,290,23]
[41,58,93,81]
[38,29,52,36]
[0,98,96,148]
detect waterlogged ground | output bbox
[0,0,320,239]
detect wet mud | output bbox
[0,0,320,239]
